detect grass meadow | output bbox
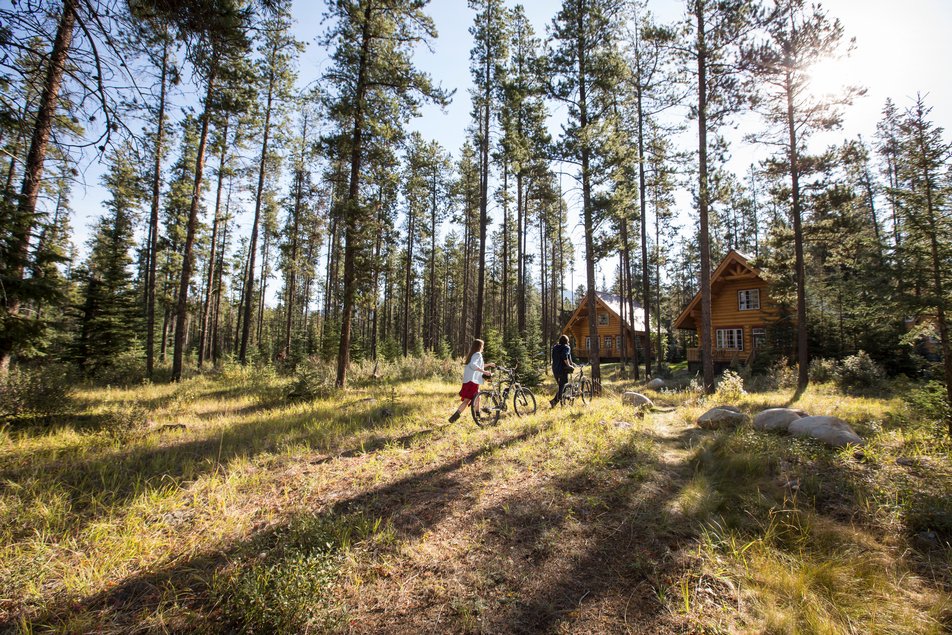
[0,360,950,633]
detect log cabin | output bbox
[673,250,778,372]
[560,291,648,362]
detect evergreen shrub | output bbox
[808,357,839,383]
[833,350,885,392]
[0,364,74,421]
[715,369,746,402]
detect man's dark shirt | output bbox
[552,343,572,376]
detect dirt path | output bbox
[324,409,703,634]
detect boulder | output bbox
[788,416,864,448]
[753,408,808,433]
[622,392,653,408]
[697,407,749,430]
[646,378,666,390]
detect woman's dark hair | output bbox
[465,339,484,365]
[559,334,569,345]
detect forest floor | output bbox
[1,364,951,633]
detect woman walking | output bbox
[449,338,495,423]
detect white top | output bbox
[462,352,484,385]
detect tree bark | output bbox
[336,1,374,387]
[0,0,76,374]
[575,3,600,383]
[240,52,277,364]
[695,2,715,393]
[198,115,228,368]
[171,63,217,381]
[146,37,169,377]
[636,71,652,377]
[785,65,809,392]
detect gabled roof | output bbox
[673,250,763,331]
[561,291,646,335]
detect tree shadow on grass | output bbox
[9,423,550,631]
[0,397,418,542]
[476,431,697,633]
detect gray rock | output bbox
[622,392,653,408]
[896,456,918,467]
[646,378,666,390]
[713,405,742,413]
[753,408,808,433]
[788,415,865,448]
[697,407,749,430]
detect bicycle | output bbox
[558,362,592,407]
[471,364,537,426]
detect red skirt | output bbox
[459,381,479,400]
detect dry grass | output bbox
[0,365,949,633]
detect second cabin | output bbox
[673,250,779,372]
[560,291,648,362]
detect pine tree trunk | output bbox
[199,115,228,368]
[501,165,509,337]
[336,1,374,387]
[212,209,229,363]
[540,207,547,344]
[284,160,304,360]
[696,3,715,394]
[0,0,76,374]
[516,174,526,335]
[240,56,277,364]
[577,9,600,384]
[257,230,269,352]
[171,63,217,381]
[636,81,652,377]
[146,37,169,378]
[474,5,492,339]
[402,205,414,356]
[785,66,809,392]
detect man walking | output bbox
[550,334,576,407]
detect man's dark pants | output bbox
[553,371,569,404]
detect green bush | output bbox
[288,358,337,401]
[213,516,345,632]
[91,345,147,386]
[904,380,951,427]
[833,351,884,392]
[715,369,746,402]
[808,357,839,383]
[0,364,75,421]
[99,400,150,437]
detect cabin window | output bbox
[604,335,613,350]
[615,335,622,351]
[597,312,609,326]
[585,336,591,350]
[738,289,760,311]
[716,328,744,351]
[752,327,767,349]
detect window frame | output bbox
[715,327,745,351]
[597,312,609,326]
[604,335,613,350]
[752,327,767,349]
[738,288,761,311]
[585,336,591,350]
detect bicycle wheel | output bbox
[513,387,536,417]
[471,390,501,427]
[560,384,575,407]
[579,378,592,404]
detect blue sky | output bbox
[66,0,952,294]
